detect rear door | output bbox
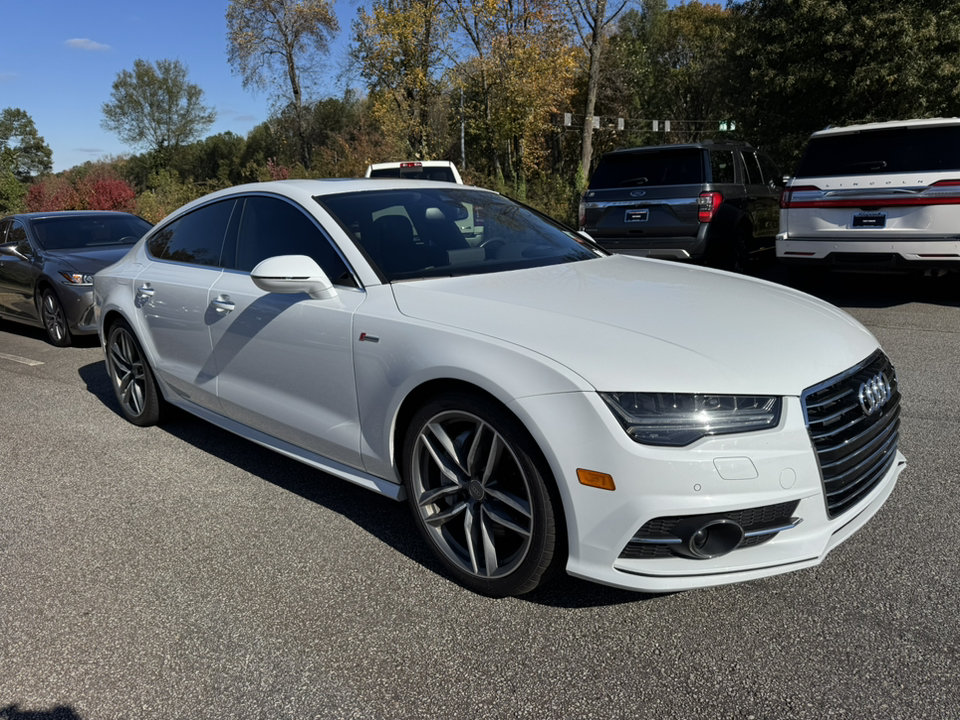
[739,149,781,242]
[583,148,703,244]
[135,199,237,410]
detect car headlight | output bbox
[59,271,94,285]
[600,392,782,447]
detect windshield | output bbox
[317,188,603,282]
[30,215,152,250]
[795,125,960,177]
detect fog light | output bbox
[672,517,744,559]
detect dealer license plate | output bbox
[625,209,649,223]
[853,212,886,228]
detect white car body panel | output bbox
[208,270,365,469]
[391,256,878,395]
[93,179,906,594]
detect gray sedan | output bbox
[0,211,152,346]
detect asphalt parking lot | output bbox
[1,267,958,720]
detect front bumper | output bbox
[59,285,99,335]
[510,392,904,593]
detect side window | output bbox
[741,150,763,185]
[758,153,783,188]
[147,200,236,267]
[234,196,352,285]
[0,220,10,245]
[709,150,735,184]
[9,221,31,255]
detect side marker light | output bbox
[577,469,616,491]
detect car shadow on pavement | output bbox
[77,360,655,608]
[0,321,100,348]
[0,704,83,720]
[752,263,960,309]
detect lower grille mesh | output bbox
[619,501,800,560]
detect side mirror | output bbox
[250,255,338,300]
[0,242,29,261]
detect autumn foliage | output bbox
[25,166,136,213]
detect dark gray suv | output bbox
[580,140,783,271]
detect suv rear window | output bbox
[589,148,704,188]
[795,125,960,178]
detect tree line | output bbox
[2,0,959,226]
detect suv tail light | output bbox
[698,192,723,223]
[781,181,960,208]
[780,185,821,209]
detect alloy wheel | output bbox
[108,326,147,418]
[410,410,534,580]
[41,291,67,345]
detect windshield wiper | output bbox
[618,177,649,187]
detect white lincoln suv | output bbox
[778,117,960,274]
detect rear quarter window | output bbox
[796,125,960,177]
[709,150,735,184]
[589,149,704,188]
[147,200,236,267]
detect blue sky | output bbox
[2,0,360,172]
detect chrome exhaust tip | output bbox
[673,517,744,559]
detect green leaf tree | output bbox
[227,0,340,168]
[730,0,960,169]
[101,59,216,161]
[0,107,54,182]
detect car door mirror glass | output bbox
[0,241,29,261]
[251,254,338,300]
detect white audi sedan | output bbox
[94,180,906,597]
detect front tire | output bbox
[39,288,71,347]
[402,392,563,597]
[105,319,163,426]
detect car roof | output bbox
[150,179,498,224]
[811,117,960,137]
[3,210,142,223]
[603,140,754,156]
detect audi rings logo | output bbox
[858,372,892,416]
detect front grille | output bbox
[802,350,901,518]
[619,501,800,560]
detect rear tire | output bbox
[402,392,563,597]
[707,228,751,274]
[105,319,163,426]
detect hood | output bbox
[46,245,135,274]
[390,255,879,395]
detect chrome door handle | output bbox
[211,295,235,313]
[136,284,155,302]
